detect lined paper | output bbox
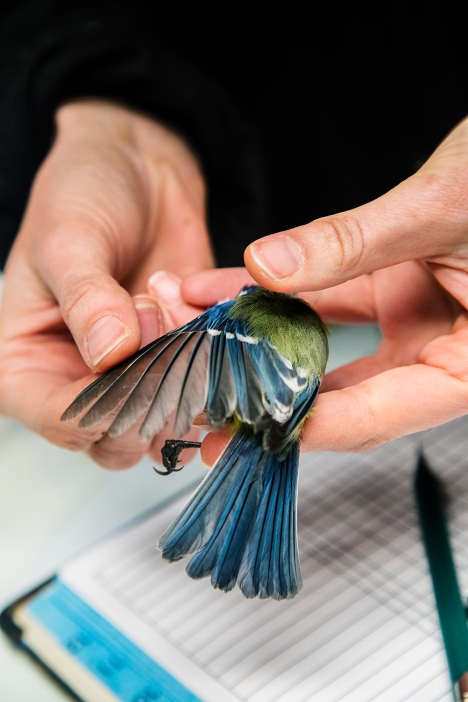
[60,417,468,702]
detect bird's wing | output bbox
[260,374,321,454]
[61,308,223,439]
[61,303,309,442]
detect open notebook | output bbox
[3,416,468,702]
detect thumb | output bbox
[28,221,145,371]
[15,135,154,372]
[245,152,468,292]
[48,245,142,371]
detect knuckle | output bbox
[348,434,386,453]
[88,439,145,470]
[60,273,104,325]
[40,421,95,452]
[317,215,366,275]
[39,402,106,452]
[343,387,386,452]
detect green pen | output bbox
[414,452,468,702]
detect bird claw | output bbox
[154,439,202,476]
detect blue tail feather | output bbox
[159,425,302,600]
[239,441,302,600]
[187,450,264,590]
[158,427,263,562]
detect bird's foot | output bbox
[154,439,202,476]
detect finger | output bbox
[182,267,256,307]
[180,265,378,324]
[20,219,143,373]
[16,141,153,371]
[87,421,150,470]
[321,356,387,392]
[322,261,460,388]
[300,363,468,453]
[244,169,468,293]
[133,295,163,346]
[44,242,141,371]
[308,276,377,323]
[32,217,145,374]
[147,270,206,330]
[200,428,231,467]
[0,342,100,452]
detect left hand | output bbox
[0,100,212,469]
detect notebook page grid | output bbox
[77,418,468,702]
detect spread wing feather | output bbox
[225,338,264,427]
[60,338,171,422]
[61,299,310,444]
[173,332,211,437]
[139,333,203,441]
[83,334,187,432]
[205,333,236,429]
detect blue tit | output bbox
[62,286,329,600]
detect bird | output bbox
[61,285,329,600]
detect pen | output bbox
[414,452,468,702]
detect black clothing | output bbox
[0,1,467,269]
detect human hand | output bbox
[183,117,468,459]
[0,100,213,468]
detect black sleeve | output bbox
[0,0,267,269]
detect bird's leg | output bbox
[154,439,202,476]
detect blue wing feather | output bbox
[205,333,237,428]
[62,301,238,437]
[225,337,264,425]
[246,340,297,422]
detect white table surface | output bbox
[0,306,381,700]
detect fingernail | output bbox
[147,271,182,307]
[87,316,128,366]
[134,295,162,346]
[249,236,303,279]
[192,412,209,428]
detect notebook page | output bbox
[60,417,468,702]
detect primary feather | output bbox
[61,286,329,599]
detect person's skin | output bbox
[0,99,212,469]
[181,116,468,466]
[2,101,468,473]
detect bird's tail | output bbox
[238,440,302,600]
[158,426,302,600]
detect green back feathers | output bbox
[229,287,329,378]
